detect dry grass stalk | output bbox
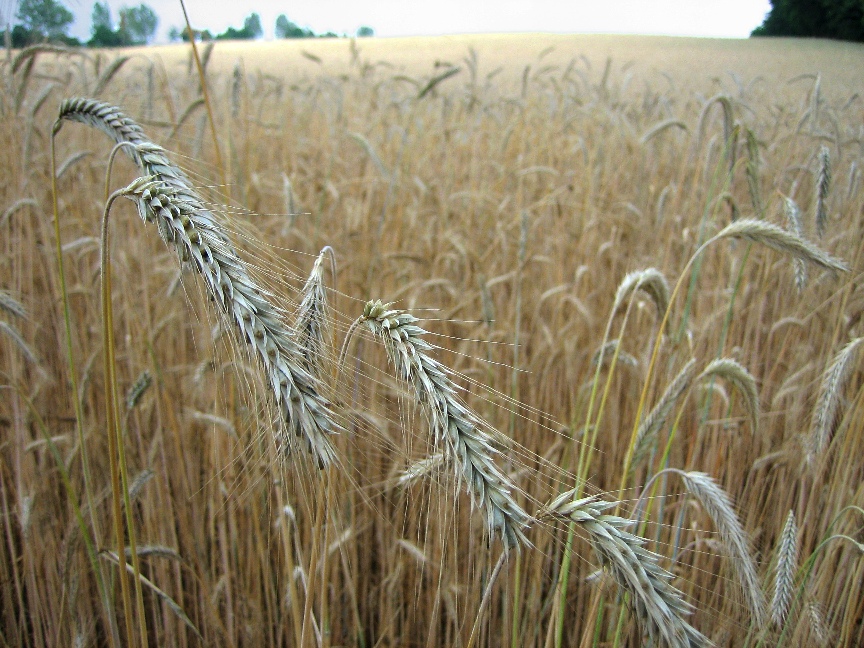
[545,492,709,648]
[782,196,808,291]
[0,290,27,319]
[360,300,529,548]
[771,510,798,627]
[631,358,697,471]
[807,336,864,466]
[55,99,341,468]
[707,218,848,275]
[815,146,831,238]
[697,358,760,435]
[0,320,39,366]
[677,470,766,626]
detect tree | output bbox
[119,4,158,45]
[89,1,124,47]
[276,14,313,39]
[216,13,262,40]
[752,0,864,41]
[242,12,262,39]
[356,26,374,38]
[15,0,74,40]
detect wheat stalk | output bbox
[545,492,709,648]
[360,300,529,548]
[54,100,341,468]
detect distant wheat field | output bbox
[2,34,864,647]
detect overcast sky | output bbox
[4,0,773,42]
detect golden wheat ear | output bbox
[56,98,340,469]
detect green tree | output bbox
[356,25,374,38]
[243,12,262,39]
[118,4,158,45]
[752,0,864,41]
[216,13,262,40]
[88,1,124,47]
[275,14,313,39]
[15,0,74,40]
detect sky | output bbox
[3,0,773,43]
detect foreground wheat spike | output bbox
[361,299,529,548]
[56,98,339,468]
[807,336,864,466]
[546,492,709,648]
[771,510,798,627]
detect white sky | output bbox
[3,0,773,42]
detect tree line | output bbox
[752,0,864,42]
[2,0,373,48]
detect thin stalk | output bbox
[466,550,508,648]
[50,124,120,647]
[178,0,227,196]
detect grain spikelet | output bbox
[697,358,759,435]
[708,219,847,274]
[771,510,798,627]
[56,100,340,468]
[782,196,807,291]
[0,290,27,319]
[613,268,670,318]
[678,471,766,625]
[294,248,333,379]
[361,300,529,548]
[0,320,39,365]
[640,119,688,145]
[807,337,864,466]
[815,146,831,238]
[545,492,709,648]
[591,339,638,368]
[631,358,697,471]
[126,371,152,409]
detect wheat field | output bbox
[1,33,864,647]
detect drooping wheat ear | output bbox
[0,290,27,319]
[591,339,639,368]
[613,268,670,318]
[360,300,529,549]
[707,218,848,275]
[54,100,341,468]
[745,127,763,217]
[697,358,759,435]
[807,337,864,466]
[631,358,697,472]
[398,453,445,486]
[545,492,709,648]
[782,196,808,292]
[815,146,831,238]
[294,247,334,379]
[772,510,798,627]
[676,470,766,626]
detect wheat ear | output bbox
[697,358,759,435]
[55,100,340,468]
[545,492,709,648]
[707,218,847,275]
[361,300,529,549]
[782,196,808,292]
[815,146,831,238]
[675,471,766,626]
[807,337,864,466]
[631,358,697,472]
[613,268,670,318]
[771,510,798,627]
